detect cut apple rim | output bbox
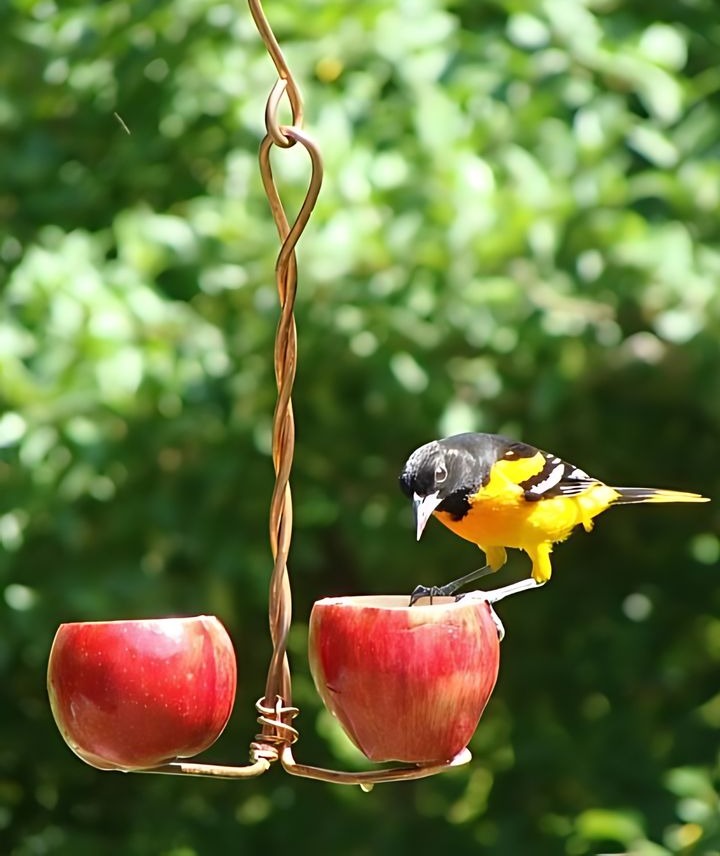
[50,614,219,626]
[308,594,501,763]
[315,594,458,608]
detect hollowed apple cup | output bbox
[308,595,500,764]
[47,615,237,771]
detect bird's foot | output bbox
[408,584,454,607]
[408,564,493,606]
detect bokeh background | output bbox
[1,0,719,853]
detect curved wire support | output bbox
[280,746,473,788]
[137,758,272,780]
[135,746,471,786]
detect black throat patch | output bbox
[437,490,472,521]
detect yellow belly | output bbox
[435,483,618,552]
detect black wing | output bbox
[519,451,597,501]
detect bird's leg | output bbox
[460,578,545,640]
[409,564,492,606]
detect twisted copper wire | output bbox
[249,13,324,741]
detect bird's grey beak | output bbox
[413,491,442,541]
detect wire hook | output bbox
[249,0,304,146]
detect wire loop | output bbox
[264,79,296,148]
[254,696,300,749]
[248,0,304,136]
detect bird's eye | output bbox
[434,464,447,484]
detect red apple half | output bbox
[47,615,237,771]
[308,595,500,764]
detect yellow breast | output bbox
[435,464,618,551]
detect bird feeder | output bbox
[46,0,530,787]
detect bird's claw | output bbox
[409,584,451,606]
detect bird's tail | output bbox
[612,486,709,505]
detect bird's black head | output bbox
[399,433,506,539]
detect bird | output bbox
[399,432,709,602]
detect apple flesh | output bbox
[308,595,500,764]
[47,615,237,771]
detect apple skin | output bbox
[308,595,500,764]
[47,615,237,771]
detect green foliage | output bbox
[1,0,719,853]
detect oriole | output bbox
[399,432,708,599]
